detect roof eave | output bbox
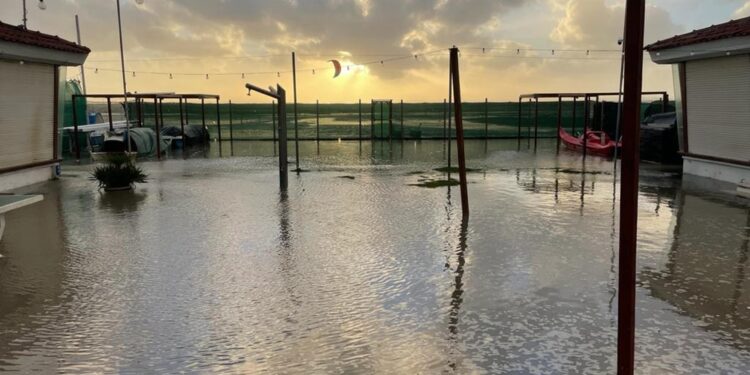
[647,36,750,64]
[0,40,89,66]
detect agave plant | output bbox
[91,154,147,191]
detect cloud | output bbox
[735,1,750,18]
[550,0,683,48]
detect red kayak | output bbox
[559,127,619,157]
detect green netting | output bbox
[121,100,670,141]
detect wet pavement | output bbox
[0,140,748,373]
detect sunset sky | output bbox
[2,0,749,103]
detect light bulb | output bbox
[38,0,46,10]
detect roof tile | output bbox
[0,20,90,54]
[645,16,750,51]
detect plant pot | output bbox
[104,185,133,192]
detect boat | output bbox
[90,128,170,161]
[559,127,619,157]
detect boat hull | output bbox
[559,128,616,157]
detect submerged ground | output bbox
[1,140,748,373]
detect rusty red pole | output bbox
[450,47,469,219]
[618,0,646,373]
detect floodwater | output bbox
[1,140,748,373]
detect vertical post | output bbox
[448,69,452,169]
[72,95,80,160]
[75,15,87,95]
[358,99,362,144]
[662,93,668,113]
[557,96,562,153]
[380,101,384,139]
[595,96,600,130]
[184,99,189,125]
[388,100,393,143]
[443,98,448,144]
[618,1,646,373]
[572,97,577,134]
[533,97,539,152]
[277,86,289,190]
[115,0,132,153]
[228,100,234,142]
[484,98,490,139]
[154,98,161,159]
[583,95,589,157]
[107,97,113,131]
[316,99,320,142]
[136,98,142,127]
[272,101,277,153]
[201,98,206,130]
[450,47,469,219]
[517,97,522,148]
[400,99,404,140]
[179,98,185,151]
[370,100,374,140]
[216,98,222,159]
[292,52,300,172]
[159,98,164,132]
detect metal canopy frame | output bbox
[370,99,393,141]
[70,92,221,160]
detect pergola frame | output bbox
[71,92,221,160]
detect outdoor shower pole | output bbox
[449,47,469,219]
[618,0,646,373]
[245,83,288,190]
[292,52,300,172]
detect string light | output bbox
[312,69,315,75]
[132,71,136,77]
[206,73,209,79]
[551,49,555,55]
[169,73,173,79]
[241,73,245,78]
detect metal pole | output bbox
[618,1,646,373]
[107,97,113,131]
[75,15,87,95]
[517,97,522,148]
[534,97,539,151]
[272,100,277,153]
[400,99,404,140]
[136,98,142,127]
[72,95,80,160]
[216,98,222,144]
[388,100,393,143]
[380,101,384,139]
[370,100,374,140]
[179,98,185,150]
[443,98,448,144]
[22,0,27,28]
[358,99,362,142]
[115,0,131,153]
[292,52,300,172]
[316,99,320,142]
[450,47,469,219]
[184,99,189,125]
[229,100,234,145]
[614,44,625,162]
[572,97,577,134]
[201,98,206,129]
[583,95,589,157]
[662,93,668,112]
[277,86,289,190]
[557,96,562,153]
[154,98,161,159]
[484,98,490,139]
[448,66,452,169]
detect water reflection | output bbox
[639,187,750,349]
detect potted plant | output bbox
[91,153,147,191]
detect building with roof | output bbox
[646,16,750,185]
[0,21,89,191]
